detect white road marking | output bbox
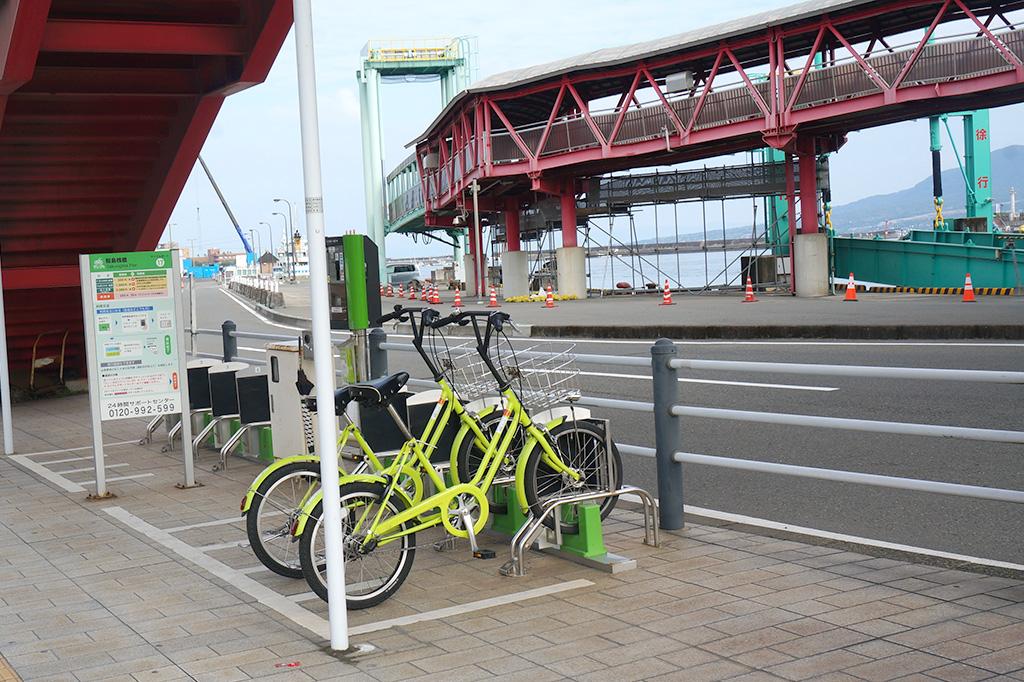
[78,473,154,485]
[618,493,1024,572]
[288,591,317,603]
[18,440,137,458]
[104,506,330,640]
[237,565,267,575]
[165,516,246,533]
[9,455,85,493]
[36,456,89,465]
[219,288,305,331]
[568,369,837,392]
[56,463,129,474]
[347,579,595,636]
[196,539,250,552]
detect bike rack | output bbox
[499,485,659,578]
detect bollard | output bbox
[368,328,388,379]
[222,320,237,362]
[651,338,684,530]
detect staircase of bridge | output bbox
[0,0,291,378]
[407,0,1024,225]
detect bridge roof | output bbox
[412,0,1015,144]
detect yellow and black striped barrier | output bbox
[867,286,1016,295]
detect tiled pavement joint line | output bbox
[8,454,85,493]
[103,505,332,641]
[55,463,129,474]
[347,579,595,636]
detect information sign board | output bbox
[85,251,182,420]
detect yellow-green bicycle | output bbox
[294,310,621,608]
[240,306,506,578]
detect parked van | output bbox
[387,263,420,288]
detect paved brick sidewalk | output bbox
[2,395,1024,681]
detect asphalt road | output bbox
[193,281,1024,565]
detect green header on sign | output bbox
[89,251,172,273]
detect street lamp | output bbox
[273,197,296,281]
[247,229,261,259]
[272,211,289,280]
[166,222,178,248]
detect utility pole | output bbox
[274,198,296,281]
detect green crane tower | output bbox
[358,38,475,279]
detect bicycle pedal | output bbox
[473,548,496,560]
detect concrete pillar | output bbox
[360,68,387,279]
[794,233,829,297]
[502,251,529,297]
[556,246,586,299]
[463,254,476,295]
[798,153,818,234]
[560,190,578,248]
[505,209,521,252]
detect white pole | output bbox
[172,251,196,488]
[0,251,14,454]
[292,0,348,650]
[79,254,108,498]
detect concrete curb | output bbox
[529,324,1024,340]
[240,300,1024,340]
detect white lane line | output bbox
[569,368,836,392]
[9,455,85,493]
[219,288,304,331]
[104,507,330,640]
[78,473,154,485]
[165,516,246,533]
[348,579,594,636]
[618,493,1024,572]
[18,440,137,458]
[196,539,250,552]
[56,463,129,474]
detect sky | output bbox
[166,0,1024,259]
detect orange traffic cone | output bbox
[542,285,556,309]
[386,283,393,298]
[843,273,858,302]
[963,273,977,302]
[453,288,463,309]
[488,286,500,308]
[420,284,428,302]
[379,284,384,297]
[742,276,757,303]
[408,285,417,301]
[431,285,440,305]
[398,283,404,298]
[659,279,675,306]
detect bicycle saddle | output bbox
[333,386,352,415]
[348,372,409,408]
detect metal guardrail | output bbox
[208,320,1024,538]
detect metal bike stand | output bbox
[216,420,271,471]
[499,485,659,578]
[139,415,164,445]
[163,408,210,452]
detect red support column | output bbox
[798,152,819,234]
[785,153,797,295]
[560,190,578,248]
[505,208,521,252]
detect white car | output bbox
[387,263,420,288]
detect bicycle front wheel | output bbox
[245,461,321,578]
[523,419,623,534]
[299,481,416,609]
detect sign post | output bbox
[79,250,196,497]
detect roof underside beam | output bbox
[39,20,250,56]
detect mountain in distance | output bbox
[830,144,1024,232]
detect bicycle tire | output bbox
[299,481,416,609]
[245,461,321,578]
[523,419,623,534]
[455,410,525,514]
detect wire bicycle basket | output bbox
[488,332,581,410]
[426,326,497,402]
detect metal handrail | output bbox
[669,358,1024,384]
[230,330,298,342]
[670,404,1024,444]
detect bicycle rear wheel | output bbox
[245,461,321,578]
[299,481,416,609]
[523,419,622,534]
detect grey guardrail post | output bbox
[652,338,684,530]
[221,320,237,362]
[369,328,388,379]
